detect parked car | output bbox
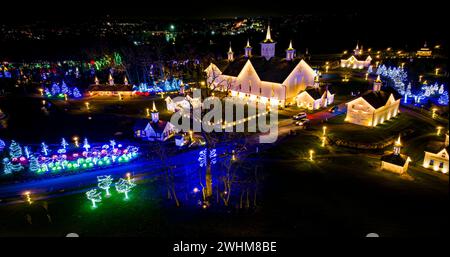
[293,112,307,120]
[295,118,310,126]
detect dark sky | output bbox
[2,0,447,21]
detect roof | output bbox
[381,153,408,166]
[134,119,149,130]
[342,53,372,61]
[361,88,400,109]
[218,56,303,83]
[149,120,169,133]
[305,87,324,100]
[88,84,133,92]
[425,141,449,154]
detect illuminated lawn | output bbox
[326,112,435,144]
[1,145,447,237]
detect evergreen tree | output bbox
[29,155,40,173]
[2,158,12,174]
[9,140,22,159]
[51,83,60,96]
[72,87,82,98]
[0,139,5,152]
[61,81,69,94]
[438,91,449,105]
[3,158,23,174]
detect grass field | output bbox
[326,112,435,145]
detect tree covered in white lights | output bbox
[41,142,49,156]
[83,138,91,152]
[97,175,113,196]
[115,178,135,200]
[438,91,449,105]
[86,189,102,208]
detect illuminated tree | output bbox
[438,91,449,105]
[24,146,31,158]
[61,138,69,149]
[86,189,102,208]
[61,81,69,94]
[109,140,116,150]
[83,138,91,152]
[72,87,82,98]
[29,155,40,173]
[97,175,113,196]
[2,158,13,174]
[51,83,60,96]
[2,157,23,174]
[41,142,49,156]
[115,178,135,200]
[9,140,22,159]
[0,139,5,152]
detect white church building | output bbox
[205,25,317,106]
[340,43,372,69]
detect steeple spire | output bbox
[260,22,276,60]
[244,39,252,58]
[288,40,294,50]
[264,24,272,43]
[373,75,382,91]
[227,42,234,61]
[150,101,159,123]
[286,40,295,61]
[393,135,402,155]
[354,41,361,55]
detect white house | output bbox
[340,43,372,69]
[205,25,316,106]
[345,76,401,127]
[134,102,176,141]
[165,95,200,113]
[381,135,412,174]
[423,134,449,174]
[295,77,334,110]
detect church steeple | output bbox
[260,24,276,60]
[263,25,273,43]
[354,41,361,55]
[244,39,252,58]
[373,75,382,91]
[286,40,295,61]
[393,135,402,155]
[150,101,159,123]
[227,42,234,61]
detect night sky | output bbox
[2,0,447,22]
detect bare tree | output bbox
[153,141,180,207]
